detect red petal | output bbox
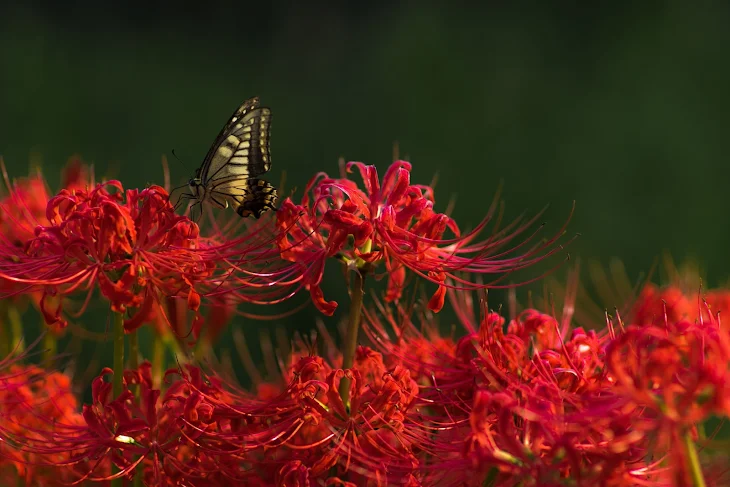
[428,284,447,312]
[385,263,406,302]
[187,289,201,311]
[311,285,337,316]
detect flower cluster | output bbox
[3,154,728,487]
[0,352,94,485]
[0,179,211,331]
[10,281,727,486]
[276,161,572,315]
[0,174,282,336]
[0,158,92,334]
[0,157,90,250]
[632,282,730,327]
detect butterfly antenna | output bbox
[171,149,189,170]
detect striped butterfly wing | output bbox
[200,97,278,218]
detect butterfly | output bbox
[183,97,278,219]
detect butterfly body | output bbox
[186,97,278,219]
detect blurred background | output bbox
[2,1,730,377]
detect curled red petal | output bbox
[311,285,337,316]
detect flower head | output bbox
[0,158,93,321]
[0,181,212,331]
[0,173,289,336]
[276,160,572,315]
[360,286,665,486]
[10,362,250,486]
[0,355,89,485]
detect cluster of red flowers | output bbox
[276,161,571,315]
[0,159,92,334]
[0,348,96,485]
[1,157,728,486]
[4,283,728,486]
[0,160,282,338]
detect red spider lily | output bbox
[176,345,424,486]
[276,160,573,315]
[0,178,283,336]
[18,363,247,486]
[0,358,92,485]
[632,283,730,331]
[605,311,730,485]
[0,173,50,249]
[632,284,696,327]
[0,156,91,251]
[10,278,728,485]
[0,180,205,331]
[359,288,668,486]
[0,158,93,332]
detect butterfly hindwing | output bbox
[234,178,278,219]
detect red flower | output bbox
[606,315,730,436]
[0,355,91,485]
[276,161,572,315]
[0,156,91,250]
[0,173,50,248]
[0,158,94,330]
[175,343,423,486]
[0,181,206,331]
[20,363,248,486]
[361,288,663,486]
[632,284,694,327]
[632,282,730,331]
[0,178,283,336]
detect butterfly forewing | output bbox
[202,101,272,183]
[187,96,278,219]
[199,97,260,177]
[225,108,271,174]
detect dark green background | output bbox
[2,2,730,371]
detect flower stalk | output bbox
[152,333,165,388]
[339,268,365,407]
[112,311,125,400]
[128,330,139,370]
[0,313,8,358]
[42,332,56,363]
[111,311,125,487]
[7,304,25,353]
[685,432,707,487]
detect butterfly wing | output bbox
[195,97,277,218]
[234,178,278,218]
[199,97,272,184]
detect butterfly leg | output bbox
[173,193,196,211]
[189,201,205,223]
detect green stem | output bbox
[43,331,57,364]
[193,329,212,360]
[133,467,144,487]
[128,329,141,403]
[111,311,125,487]
[684,431,706,487]
[0,314,8,358]
[128,330,139,370]
[339,270,364,408]
[152,332,165,389]
[7,304,25,353]
[112,311,125,398]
